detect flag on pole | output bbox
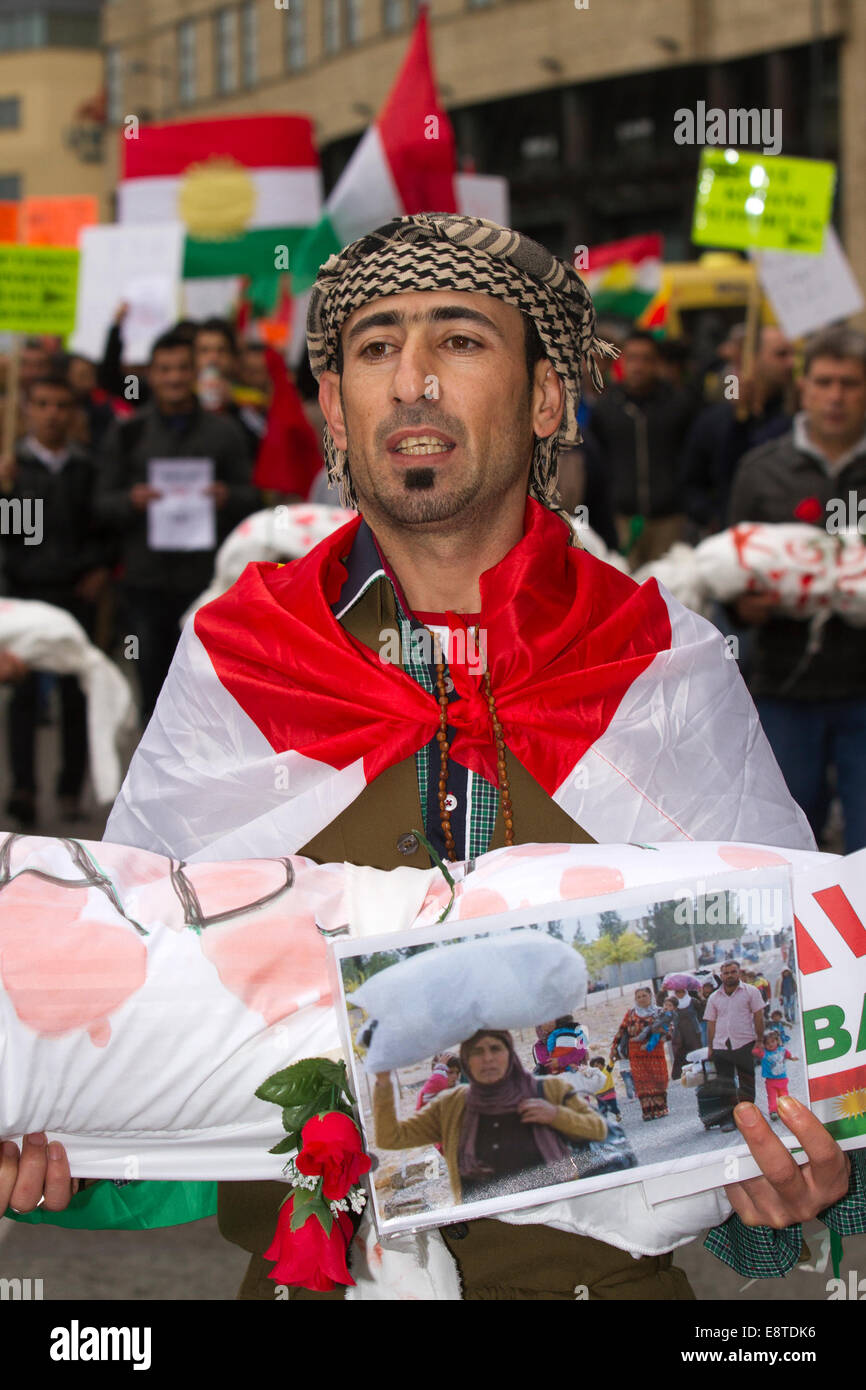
[290,6,457,292]
[118,114,322,283]
[581,234,663,320]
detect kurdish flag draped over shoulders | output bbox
[106,502,814,865]
[290,7,458,292]
[118,113,322,281]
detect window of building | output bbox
[323,0,341,55]
[214,8,238,94]
[467,0,495,8]
[0,14,45,50]
[44,14,101,46]
[105,49,123,124]
[286,0,306,71]
[178,19,196,105]
[0,174,21,200]
[241,1,258,88]
[383,0,419,28]
[0,98,20,130]
[346,0,362,45]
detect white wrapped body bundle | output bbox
[0,834,830,1181]
[351,931,587,1073]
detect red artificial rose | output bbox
[794,496,823,523]
[295,1112,372,1200]
[264,1195,355,1292]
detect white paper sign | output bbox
[147,458,216,552]
[69,222,184,364]
[753,226,865,339]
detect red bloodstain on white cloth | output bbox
[457,888,509,918]
[717,846,790,869]
[559,865,625,899]
[0,877,146,1045]
[200,912,330,1024]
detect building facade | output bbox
[101,0,866,302]
[0,0,106,205]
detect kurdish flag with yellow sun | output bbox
[794,849,866,1148]
[118,114,322,282]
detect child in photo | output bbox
[590,1055,622,1121]
[636,1001,675,1053]
[760,1028,798,1121]
[768,1010,791,1046]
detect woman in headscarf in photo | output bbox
[373,1029,607,1205]
[610,987,670,1121]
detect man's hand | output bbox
[517,1097,559,1126]
[204,481,229,509]
[1,1134,78,1215]
[734,592,779,626]
[0,649,28,684]
[129,483,162,510]
[74,567,110,603]
[725,1095,850,1228]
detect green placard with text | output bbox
[0,244,79,334]
[692,150,836,255]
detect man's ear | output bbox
[531,359,565,441]
[318,370,347,450]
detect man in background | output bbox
[95,329,258,725]
[585,328,696,564]
[730,327,866,853]
[1,376,113,825]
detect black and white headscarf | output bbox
[306,213,617,509]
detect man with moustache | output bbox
[6,216,862,1299]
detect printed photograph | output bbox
[335,880,807,1233]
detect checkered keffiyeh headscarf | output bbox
[306,213,617,509]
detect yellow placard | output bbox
[0,244,79,334]
[692,150,836,255]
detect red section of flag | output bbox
[584,234,663,275]
[121,114,318,180]
[809,1062,866,1104]
[252,347,322,496]
[377,6,457,215]
[794,913,832,974]
[813,884,866,958]
[194,500,672,791]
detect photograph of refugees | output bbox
[336,876,807,1233]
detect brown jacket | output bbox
[373,1076,607,1203]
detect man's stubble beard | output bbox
[342,387,535,532]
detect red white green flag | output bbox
[580,233,663,321]
[118,113,322,282]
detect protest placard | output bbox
[70,222,184,364]
[752,227,865,338]
[0,244,79,335]
[20,195,99,248]
[692,149,836,255]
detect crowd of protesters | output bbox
[1,298,865,854]
[0,312,317,826]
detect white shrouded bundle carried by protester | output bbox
[187,504,356,617]
[638,523,866,625]
[0,832,831,1181]
[0,599,135,802]
[351,931,588,1073]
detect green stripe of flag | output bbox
[289,213,342,293]
[183,225,311,279]
[6,1179,217,1230]
[822,1115,866,1144]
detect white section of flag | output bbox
[327,125,403,247]
[553,586,815,850]
[118,167,323,228]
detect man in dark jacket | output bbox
[584,329,697,564]
[682,325,796,534]
[2,375,114,825]
[95,329,259,723]
[729,326,866,852]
